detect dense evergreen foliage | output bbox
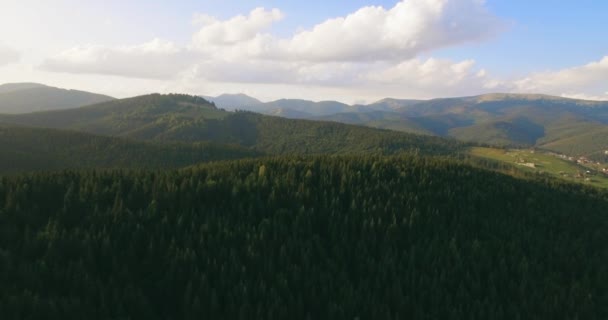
[0,126,259,173]
[223,111,463,155]
[1,156,607,319]
[0,94,465,157]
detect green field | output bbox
[470,147,608,189]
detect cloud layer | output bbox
[277,0,500,62]
[514,56,608,100]
[0,44,20,66]
[192,8,283,47]
[33,0,608,101]
[41,0,500,79]
[42,39,196,79]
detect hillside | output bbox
[0,125,259,173]
[247,99,354,117]
[363,97,426,111]
[1,155,607,318]
[0,83,115,114]
[0,83,47,94]
[203,93,262,110]
[0,94,464,156]
[469,147,608,189]
[312,93,608,157]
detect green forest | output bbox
[1,156,607,319]
[1,93,608,319]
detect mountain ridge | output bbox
[0,93,464,157]
[0,82,115,114]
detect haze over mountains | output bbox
[206,91,608,159]
[0,83,114,114]
[2,82,608,162]
[0,88,460,172]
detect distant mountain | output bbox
[0,93,463,156]
[0,82,47,94]
[203,93,262,110]
[312,93,608,159]
[252,99,354,116]
[363,98,426,111]
[205,95,424,116]
[266,107,315,119]
[315,111,434,135]
[0,83,115,114]
[0,125,259,173]
[0,94,227,139]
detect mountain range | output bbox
[0,91,460,172]
[3,82,608,164]
[206,92,608,159]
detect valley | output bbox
[469,147,608,189]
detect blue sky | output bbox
[443,0,608,74]
[0,0,606,102]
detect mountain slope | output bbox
[0,83,115,114]
[251,99,354,116]
[314,93,608,157]
[0,82,47,94]
[0,94,464,156]
[1,155,607,318]
[203,93,262,110]
[0,125,259,173]
[363,97,426,111]
[0,94,228,138]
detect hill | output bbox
[0,83,115,114]
[0,93,464,156]
[0,125,259,173]
[0,82,47,94]
[245,98,355,117]
[363,97,426,111]
[203,93,262,110]
[1,155,607,318]
[313,93,608,157]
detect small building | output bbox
[519,162,536,168]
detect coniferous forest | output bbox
[3,0,608,317]
[1,156,607,319]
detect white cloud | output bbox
[514,56,608,100]
[41,38,196,79]
[181,0,502,93]
[0,44,20,66]
[31,1,605,102]
[192,8,283,47]
[279,0,501,62]
[362,57,509,98]
[368,58,476,85]
[42,1,501,80]
[189,1,501,62]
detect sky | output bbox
[0,0,607,103]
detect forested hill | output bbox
[311,93,608,158]
[1,155,607,319]
[0,93,464,156]
[0,83,115,114]
[0,125,259,173]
